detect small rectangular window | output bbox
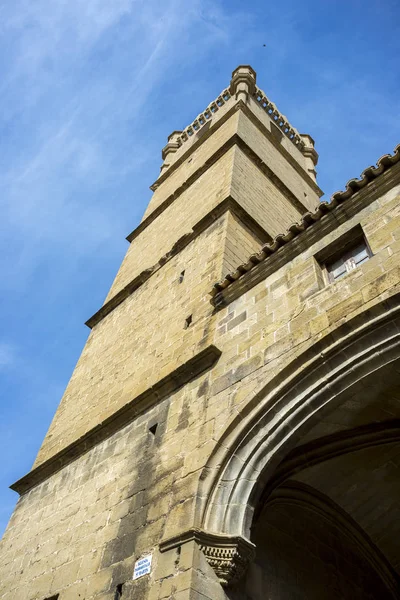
[326,241,371,283]
[314,225,372,285]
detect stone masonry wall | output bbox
[222,211,264,277]
[207,186,400,432]
[35,214,228,464]
[142,111,240,221]
[105,147,234,302]
[236,109,319,212]
[230,145,303,237]
[0,380,214,600]
[1,184,399,599]
[106,103,318,304]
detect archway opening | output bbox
[228,360,400,599]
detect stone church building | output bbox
[1,66,400,599]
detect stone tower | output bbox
[1,66,400,600]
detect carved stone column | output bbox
[230,65,256,104]
[159,528,256,587]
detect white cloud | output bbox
[0,0,249,297]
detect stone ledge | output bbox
[10,345,222,496]
[86,197,271,329]
[148,99,321,195]
[212,170,400,308]
[159,528,255,587]
[128,102,322,244]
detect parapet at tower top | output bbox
[157,65,318,185]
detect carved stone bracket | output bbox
[159,528,256,587]
[199,531,256,586]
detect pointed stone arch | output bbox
[198,292,400,545]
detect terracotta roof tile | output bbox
[211,144,400,297]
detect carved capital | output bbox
[230,65,256,103]
[199,532,255,586]
[159,528,255,587]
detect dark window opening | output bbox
[179,270,185,283]
[149,423,158,436]
[184,315,193,329]
[115,583,123,599]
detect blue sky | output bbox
[1,0,399,536]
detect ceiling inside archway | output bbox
[292,441,400,573]
[293,361,400,447]
[268,360,400,576]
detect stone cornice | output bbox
[253,84,304,149]
[144,100,321,221]
[211,160,400,308]
[10,345,221,495]
[157,65,312,180]
[159,528,255,587]
[160,87,232,172]
[86,197,271,329]
[128,121,321,247]
[148,100,239,194]
[241,101,322,196]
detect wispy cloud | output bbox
[0,0,247,293]
[1,0,400,541]
[0,0,249,536]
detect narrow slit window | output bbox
[179,270,185,283]
[184,315,193,329]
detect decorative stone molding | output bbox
[161,131,183,172]
[159,528,255,587]
[300,134,319,181]
[201,294,400,537]
[159,89,231,173]
[157,65,317,176]
[199,532,256,586]
[11,345,221,495]
[253,84,304,149]
[210,158,400,305]
[230,65,256,103]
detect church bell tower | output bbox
[2,65,400,600]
